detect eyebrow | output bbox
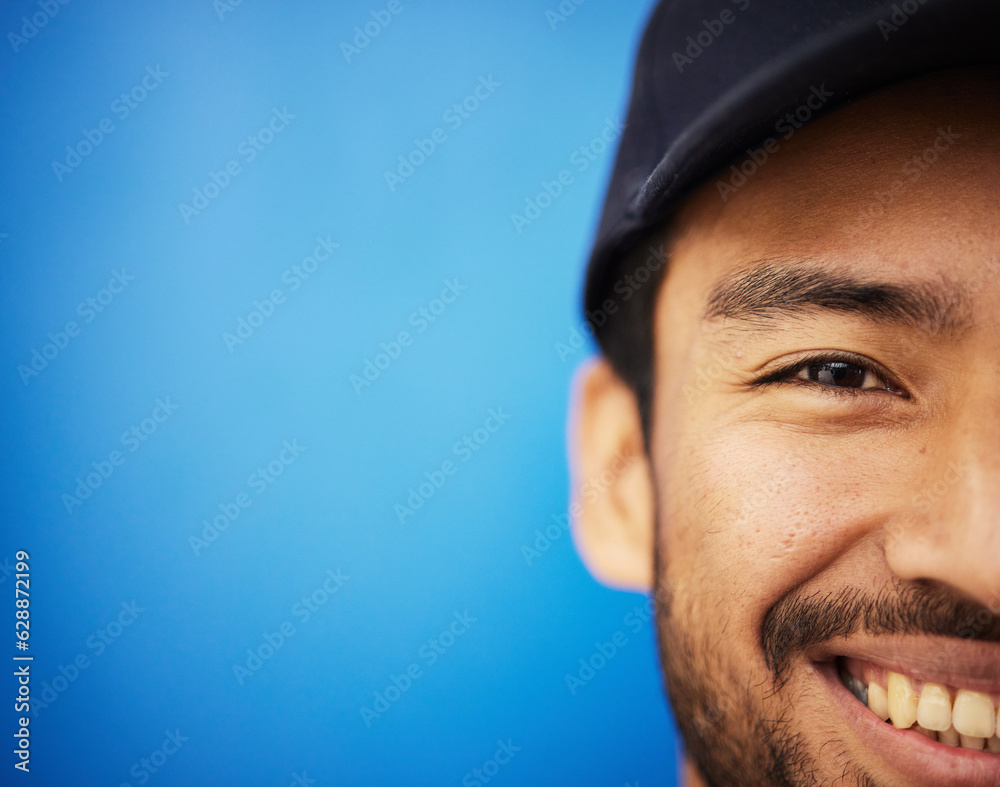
[702,259,973,335]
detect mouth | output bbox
[835,657,1000,752]
[808,638,1000,785]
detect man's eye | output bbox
[796,360,875,389]
[750,353,906,397]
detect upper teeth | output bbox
[858,670,1000,752]
[916,683,952,731]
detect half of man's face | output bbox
[574,67,1000,786]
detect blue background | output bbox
[0,1,680,784]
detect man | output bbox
[569,1,1000,784]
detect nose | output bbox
[884,415,1000,610]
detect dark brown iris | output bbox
[806,361,867,388]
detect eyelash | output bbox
[749,351,906,398]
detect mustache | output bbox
[761,581,1000,682]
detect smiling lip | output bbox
[810,636,1000,692]
[806,636,1000,786]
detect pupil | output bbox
[808,361,866,387]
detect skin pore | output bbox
[572,67,1000,786]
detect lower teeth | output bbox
[838,663,869,706]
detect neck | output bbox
[682,756,708,787]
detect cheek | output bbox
[657,424,908,632]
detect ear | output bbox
[568,357,655,591]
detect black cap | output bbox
[584,0,1000,321]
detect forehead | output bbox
[660,67,1000,312]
